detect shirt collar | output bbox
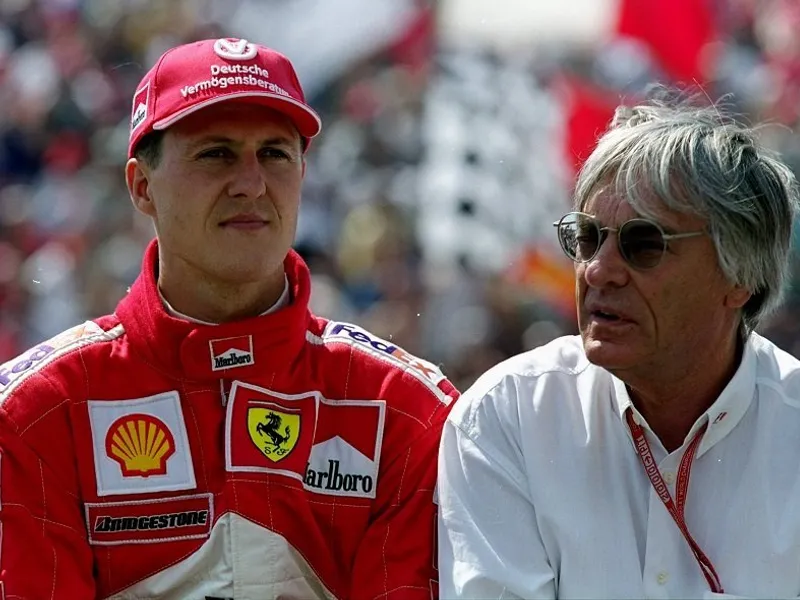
[610,336,758,457]
[116,239,313,382]
[158,276,290,325]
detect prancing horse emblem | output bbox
[247,406,300,462]
[257,412,291,447]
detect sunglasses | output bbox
[553,212,706,269]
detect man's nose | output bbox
[226,152,267,199]
[581,234,630,288]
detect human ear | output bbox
[724,285,751,310]
[125,158,157,218]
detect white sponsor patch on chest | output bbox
[209,335,254,371]
[87,391,196,496]
[303,398,385,499]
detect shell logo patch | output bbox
[105,413,175,477]
[247,406,300,462]
[88,392,196,497]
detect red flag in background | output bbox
[555,76,618,177]
[616,0,718,84]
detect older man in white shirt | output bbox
[437,94,800,599]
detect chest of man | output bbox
[522,395,800,599]
[70,357,386,599]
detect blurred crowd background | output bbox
[1,0,800,391]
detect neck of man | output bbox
[622,329,744,453]
[156,255,288,324]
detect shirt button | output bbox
[657,571,669,585]
[663,471,675,485]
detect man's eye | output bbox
[260,148,290,160]
[197,148,232,159]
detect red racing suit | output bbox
[0,240,458,599]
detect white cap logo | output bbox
[213,38,258,61]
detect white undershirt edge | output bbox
[158,275,290,325]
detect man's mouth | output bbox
[592,310,621,321]
[219,214,268,229]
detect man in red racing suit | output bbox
[0,36,458,600]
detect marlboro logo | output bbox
[131,82,149,132]
[209,336,254,371]
[303,399,385,499]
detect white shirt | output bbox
[437,333,800,599]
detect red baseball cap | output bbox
[127,38,322,158]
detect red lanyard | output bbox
[625,410,724,594]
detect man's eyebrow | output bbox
[189,135,235,147]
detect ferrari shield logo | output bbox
[247,407,300,462]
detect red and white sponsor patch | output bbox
[303,398,385,499]
[85,493,213,545]
[131,82,149,132]
[209,335,254,371]
[225,382,318,482]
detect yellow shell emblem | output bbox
[105,414,175,477]
[248,407,300,462]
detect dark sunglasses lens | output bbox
[559,214,599,262]
[620,221,665,268]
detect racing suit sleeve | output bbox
[437,417,556,599]
[350,411,446,600]
[0,412,95,599]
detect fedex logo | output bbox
[0,344,55,387]
[325,323,445,385]
[209,336,254,371]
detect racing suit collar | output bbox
[116,238,313,382]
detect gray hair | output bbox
[573,94,799,334]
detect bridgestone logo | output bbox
[304,459,374,494]
[94,510,209,533]
[214,354,252,369]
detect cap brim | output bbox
[153,91,322,138]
